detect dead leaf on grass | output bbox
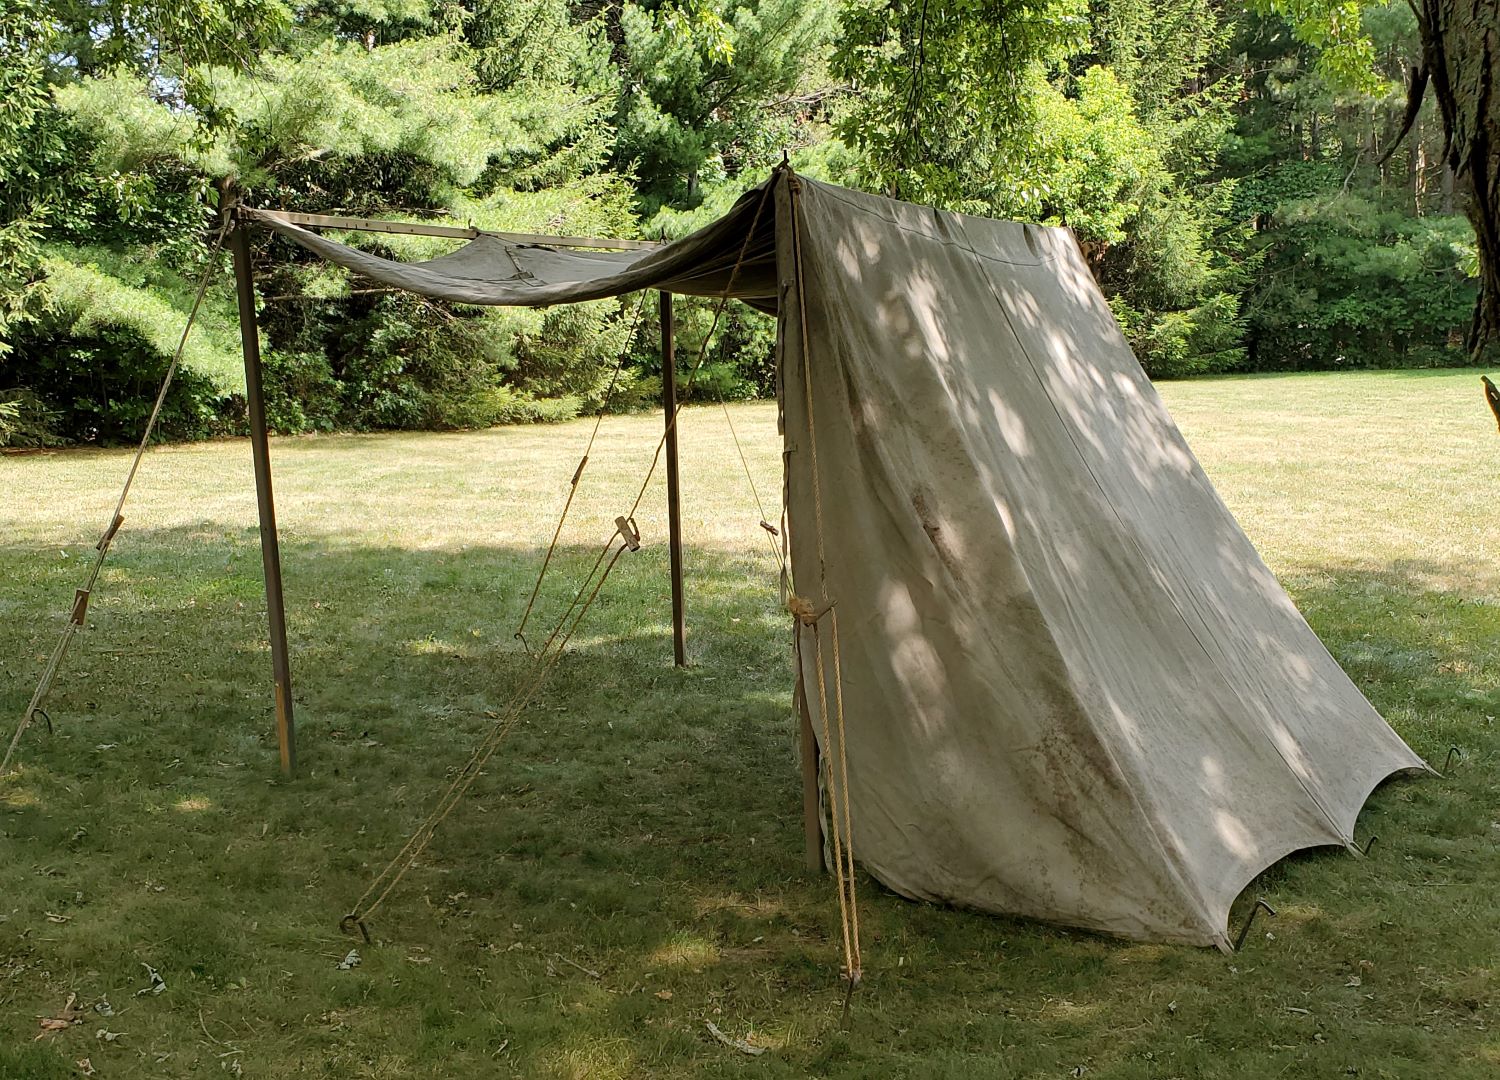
[136,963,167,996]
[35,992,82,1038]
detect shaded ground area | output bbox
[1,372,1497,1078]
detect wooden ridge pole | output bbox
[230,209,296,775]
[247,208,659,251]
[661,291,687,667]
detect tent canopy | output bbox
[244,184,779,311]
[254,169,1424,948]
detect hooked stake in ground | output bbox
[1233,897,1277,952]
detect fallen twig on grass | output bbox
[705,1021,765,1056]
[198,1008,224,1046]
[552,953,600,979]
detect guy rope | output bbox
[2,217,231,777]
[342,180,782,935]
[512,289,652,653]
[342,170,866,1020]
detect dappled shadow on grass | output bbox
[1282,560,1498,759]
[0,531,1497,1077]
[1,525,829,1074]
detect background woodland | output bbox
[0,0,1486,444]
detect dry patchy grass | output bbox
[1,368,1497,1078]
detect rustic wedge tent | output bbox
[242,167,1425,950]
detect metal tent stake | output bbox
[1233,897,1276,951]
[661,291,687,667]
[230,211,296,776]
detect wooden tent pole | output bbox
[230,213,296,775]
[661,291,687,666]
[797,669,825,871]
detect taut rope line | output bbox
[521,181,778,663]
[514,289,652,651]
[3,217,232,777]
[620,180,776,527]
[346,528,639,929]
[717,394,786,572]
[344,179,777,933]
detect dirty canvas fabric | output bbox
[773,176,1425,947]
[257,171,1425,947]
[242,191,779,310]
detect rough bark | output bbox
[1416,0,1500,354]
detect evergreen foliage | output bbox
[0,0,1484,445]
[1224,3,1478,370]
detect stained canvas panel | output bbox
[775,177,1423,946]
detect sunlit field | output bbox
[2,368,1496,1078]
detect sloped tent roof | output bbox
[249,171,1426,948]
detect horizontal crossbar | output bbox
[247,209,661,251]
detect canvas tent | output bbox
[244,167,1425,949]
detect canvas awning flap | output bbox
[242,183,779,311]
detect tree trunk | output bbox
[1409,120,1423,213]
[1419,0,1500,354]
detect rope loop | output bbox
[786,593,834,626]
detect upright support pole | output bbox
[230,214,296,775]
[796,665,824,871]
[661,291,687,667]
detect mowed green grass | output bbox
[1,368,1497,1079]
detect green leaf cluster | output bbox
[1224,2,1477,370]
[0,0,1483,446]
[832,0,1088,210]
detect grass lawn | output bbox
[2,367,1497,1078]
